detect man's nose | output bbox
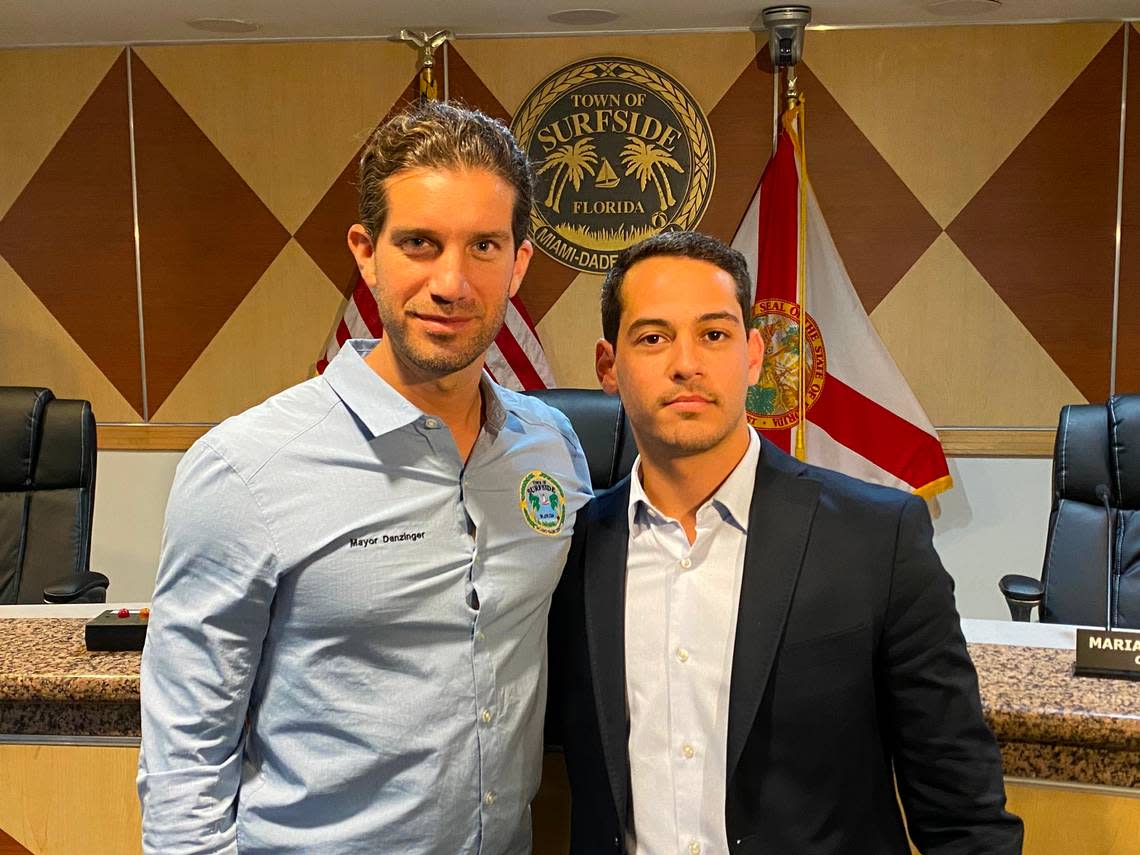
[668,335,702,379]
[427,247,469,302]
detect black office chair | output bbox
[999,395,1140,629]
[0,387,110,604]
[526,388,637,491]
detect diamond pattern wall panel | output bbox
[131,52,291,414]
[870,234,1086,425]
[134,42,414,234]
[0,46,121,220]
[0,51,142,413]
[947,28,1124,404]
[804,24,1119,228]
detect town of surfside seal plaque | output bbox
[511,57,715,274]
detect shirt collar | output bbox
[321,339,511,438]
[627,427,760,533]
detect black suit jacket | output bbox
[548,438,1023,855]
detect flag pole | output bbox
[784,68,808,462]
[764,5,812,461]
[398,29,453,103]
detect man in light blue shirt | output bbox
[138,102,591,854]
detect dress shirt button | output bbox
[682,743,695,759]
[689,841,701,855]
[481,708,493,724]
[676,647,690,663]
[483,790,496,806]
[475,630,486,642]
[423,417,441,429]
[680,557,692,570]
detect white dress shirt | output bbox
[624,429,760,855]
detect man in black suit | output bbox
[548,231,1022,855]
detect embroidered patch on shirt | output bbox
[519,470,566,536]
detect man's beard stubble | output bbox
[628,385,742,457]
[375,294,508,377]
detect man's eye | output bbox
[402,237,430,251]
[639,333,663,345]
[706,330,727,342]
[474,240,497,253]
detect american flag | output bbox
[316,271,556,391]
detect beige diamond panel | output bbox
[0,25,1131,436]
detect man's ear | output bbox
[508,239,534,299]
[596,338,619,395]
[746,326,764,387]
[348,224,378,287]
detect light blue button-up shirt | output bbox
[138,340,591,855]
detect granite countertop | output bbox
[971,643,1140,751]
[0,618,141,703]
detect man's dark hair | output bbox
[600,231,754,345]
[358,100,535,249]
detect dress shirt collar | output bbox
[322,338,510,439]
[627,426,760,534]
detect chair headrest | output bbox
[35,398,96,489]
[1053,403,1110,506]
[525,388,636,491]
[0,387,54,489]
[1109,394,1140,508]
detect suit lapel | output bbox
[726,438,821,778]
[583,479,633,830]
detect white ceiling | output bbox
[2,0,1137,48]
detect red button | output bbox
[117,608,130,618]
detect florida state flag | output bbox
[732,103,952,498]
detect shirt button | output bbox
[481,708,493,724]
[676,647,690,663]
[682,743,695,759]
[680,557,692,570]
[689,841,701,855]
[475,630,486,642]
[423,417,440,429]
[483,790,496,806]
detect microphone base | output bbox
[1073,628,1140,681]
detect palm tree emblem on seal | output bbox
[538,138,599,213]
[621,137,683,211]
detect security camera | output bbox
[762,5,812,68]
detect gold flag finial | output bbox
[398,29,453,102]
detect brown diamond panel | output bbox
[0,51,143,413]
[131,52,291,412]
[948,28,1123,403]
[1117,25,1140,394]
[696,50,775,245]
[795,63,942,314]
[0,827,32,852]
[448,44,580,325]
[293,77,419,297]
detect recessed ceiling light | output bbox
[185,17,261,34]
[926,0,1001,16]
[548,8,621,26]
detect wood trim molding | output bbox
[96,423,1058,457]
[938,429,1055,458]
[97,424,212,451]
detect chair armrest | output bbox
[998,574,1044,622]
[43,571,110,604]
